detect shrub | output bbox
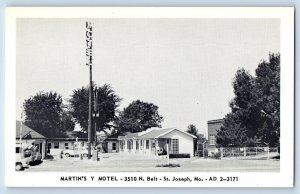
[156,163,180,168]
[169,153,190,158]
[210,152,221,159]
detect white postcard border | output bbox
[5,7,294,187]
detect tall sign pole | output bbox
[86,21,93,159]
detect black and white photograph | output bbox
[5,7,294,187]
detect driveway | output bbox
[23,153,280,172]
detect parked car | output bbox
[63,147,90,157]
[157,147,164,155]
[15,153,29,171]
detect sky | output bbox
[16,18,280,137]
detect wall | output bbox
[47,141,88,150]
[160,130,194,157]
[207,120,223,149]
[107,141,119,153]
[16,138,46,159]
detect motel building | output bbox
[117,127,197,157]
[16,121,88,159]
[16,121,47,159]
[102,133,119,153]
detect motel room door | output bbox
[34,143,43,154]
[151,140,156,155]
[112,142,117,153]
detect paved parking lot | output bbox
[22,153,280,172]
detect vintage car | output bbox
[15,151,42,171]
[15,153,29,171]
[62,147,90,157]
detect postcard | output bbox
[5,7,294,187]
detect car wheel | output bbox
[15,163,23,171]
[65,153,70,158]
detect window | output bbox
[120,141,124,150]
[47,143,52,153]
[16,147,20,153]
[152,141,156,148]
[54,142,59,149]
[172,139,179,154]
[146,140,149,149]
[112,142,116,151]
[127,140,131,150]
[65,143,69,149]
[140,140,143,149]
[34,144,40,152]
[136,141,139,150]
[209,135,216,145]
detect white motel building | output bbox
[117,127,197,157]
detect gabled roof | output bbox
[16,121,46,139]
[117,132,139,140]
[138,128,197,139]
[125,132,139,138]
[104,133,119,141]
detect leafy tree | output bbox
[23,91,72,138]
[216,53,280,147]
[69,83,121,133]
[197,133,207,145]
[186,124,207,155]
[217,69,258,147]
[254,53,280,146]
[60,107,75,133]
[115,100,163,133]
[186,124,200,152]
[186,124,199,137]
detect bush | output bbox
[169,153,190,158]
[156,163,180,168]
[210,152,221,159]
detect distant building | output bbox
[102,133,119,153]
[207,119,223,156]
[16,121,47,159]
[16,120,88,158]
[46,131,88,156]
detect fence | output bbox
[195,147,279,160]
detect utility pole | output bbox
[88,64,92,159]
[94,89,99,147]
[20,110,23,158]
[86,21,93,159]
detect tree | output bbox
[69,83,121,133]
[186,124,199,137]
[23,91,73,138]
[186,124,200,152]
[115,100,163,133]
[216,53,280,147]
[217,69,258,147]
[254,53,280,146]
[186,124,206,155]
[60,107,75,133]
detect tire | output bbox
[15,163,23,171]
[65,153,70,158]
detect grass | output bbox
[155,163,180,168]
